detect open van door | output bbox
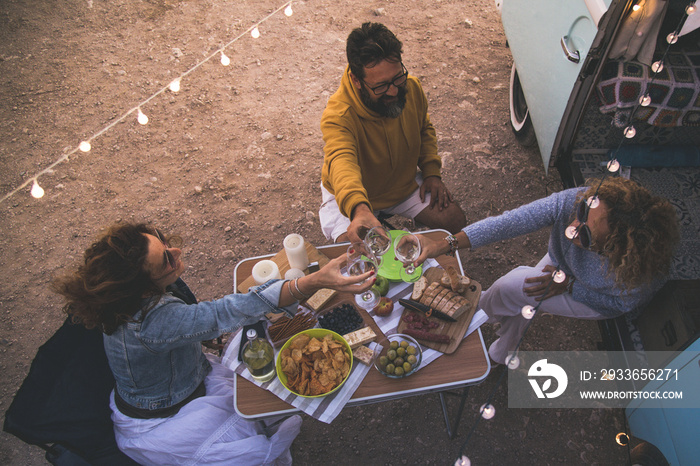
[501,0,614,171]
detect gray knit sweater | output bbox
[465,188,665,317]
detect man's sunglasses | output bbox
[154,229,177,270]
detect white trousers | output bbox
[110,354,302,466]
[481,254,604,364]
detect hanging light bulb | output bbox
[480,404,496,419]
[666,32,679,44]
[565,225,579,240]
[30,179,45,199]
[454,456,471,466]
[169,78,181,92]
[587,196,600,209]
[552,269,567,283]
[687,3,697,15]
[220,51,230,66]
[284,3,293,16]
[607,159,620,172]
[639,94,651,106]
[251,26,260,38]
[521,305,535,320]
[79,141,91,152]
[506,354,520,369]
[651,61,664,73]
[624,125,636,138]
[137,108,149,125]
[615,433,630,446]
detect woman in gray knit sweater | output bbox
[413,177,679,363]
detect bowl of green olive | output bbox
[373,333,422,378]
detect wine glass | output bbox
[364,226,392,266]
[346,242,380,310]
[393,232,422,282]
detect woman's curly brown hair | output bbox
[581,177,679,289]
[51,222,171,334]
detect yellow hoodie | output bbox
[321,66,441,219]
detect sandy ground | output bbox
[1,0,629,464]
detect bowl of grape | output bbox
[373,333,422,378]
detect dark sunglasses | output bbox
[572,200,593,249]
[154,229,177,270]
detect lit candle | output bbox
[283,234,309,270]
[252,260,281,285]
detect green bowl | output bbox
[275,328,353,398]
[377,230,423,282]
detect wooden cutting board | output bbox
[397,267,481,354]
[237,241,330,293]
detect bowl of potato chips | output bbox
[276,329,353,398]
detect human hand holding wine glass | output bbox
[393,232,422,283]
[364,226,391,267]
[346,242,380,310]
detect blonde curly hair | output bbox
[581,177,679,289]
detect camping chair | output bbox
[3,316,139,465]
[3,279,199,465]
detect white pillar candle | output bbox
[252,260,281,285]
[284,268,306,280]
[283,234,309,270]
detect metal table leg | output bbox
[439,387,470,439]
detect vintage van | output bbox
[496,0,699,464]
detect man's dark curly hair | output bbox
[346,22,403,80]
[51,222,177,334]
[580,177,679,289]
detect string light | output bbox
[615,432,630,446]
[30,180,45,199]
[506,354,520,369]
[687,3,697,15]
[1,0,298,204]
[624,125,636,138]
[137,108,149,125]
[284,3,293,16]
[632,4,641,11]
[651,60,664,73]
[251,26,261,38]
[220,51,231,66]
[587,196,600,209]
[454,456,471,466]
[552,269,567,283]
[480,404,496,419]
[639,94,651,106]
[607,159,620,172]
[666,32,679,44]
[521,305,536,320]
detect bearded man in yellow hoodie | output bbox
[319,22,467,243]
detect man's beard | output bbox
[360,85,407,118]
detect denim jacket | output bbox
[103,279,295,411]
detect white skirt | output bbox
[110,354,302,466]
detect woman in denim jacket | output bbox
[52,222,375,465]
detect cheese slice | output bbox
[353,345,374,365]
[305,288,337,312]
[342,326,377,349]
